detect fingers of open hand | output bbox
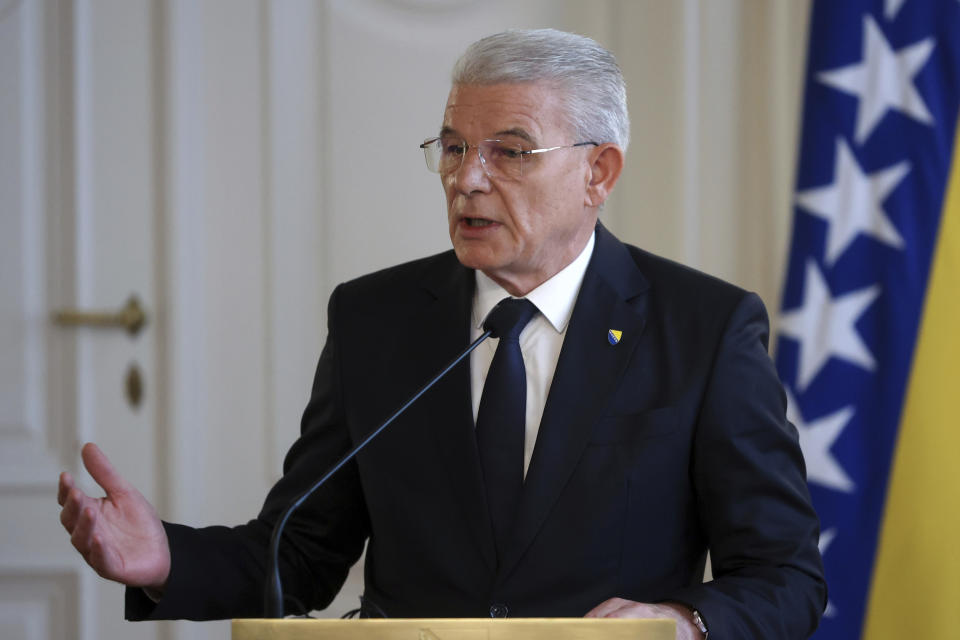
[59,486,90,533]
[57,471,74,506]
[67,505,119,579]
[59,486,110,566]
[68,502,98,556]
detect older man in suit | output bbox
[58,29,826,639]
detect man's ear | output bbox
[584,143,625,208]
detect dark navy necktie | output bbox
[476,297,538,562]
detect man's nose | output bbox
[452,145,491,192]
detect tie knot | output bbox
[483,297,538,341]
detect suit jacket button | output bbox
[489,603,509,618]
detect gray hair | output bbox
[451,29,630,151]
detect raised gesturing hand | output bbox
[57,443,171,592]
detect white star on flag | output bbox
[796,138,908,265]
[818,528,839,618]
[884,0,906,21]
[779,260,880,390]
[818,15,935,143]
[786,389,855,493]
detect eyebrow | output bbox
[494,128,536,145]
[437,126,537,145]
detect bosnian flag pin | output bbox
[607,329,623,345]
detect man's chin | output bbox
[452,246,493,272]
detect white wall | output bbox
[603,1,811,313]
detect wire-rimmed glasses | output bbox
[419,136,598,180]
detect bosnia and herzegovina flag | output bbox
[775,1,960,638]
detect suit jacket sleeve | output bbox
[662,292,826,638]
[126,284,370,620]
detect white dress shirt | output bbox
[470,231,596,477]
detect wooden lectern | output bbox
[232,617,675,640]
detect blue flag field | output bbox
[777,1,960,637]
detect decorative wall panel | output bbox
[0,0,76,489]
[0,572,79,640]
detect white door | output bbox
[1,2,165,640]
[1,2,330,638]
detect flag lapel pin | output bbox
[607,329,623,345]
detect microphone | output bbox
[264,298,528,618]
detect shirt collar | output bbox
[473,231,596,333]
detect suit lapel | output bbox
[499,226,650,579]
[413,257,498,572]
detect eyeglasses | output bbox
[419,136,598,180]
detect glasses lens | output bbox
[422,138,443,173]
[478,140,524,179]
[437,136,467,174]
[422,137,469,174]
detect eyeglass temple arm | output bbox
[520,141,599,156]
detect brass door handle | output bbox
[51,295,147,337]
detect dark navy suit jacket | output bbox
[128,225,826,638]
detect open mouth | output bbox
[464,217,495,227]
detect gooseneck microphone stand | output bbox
[263,328,497,617]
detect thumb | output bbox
[80,442,130,497]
